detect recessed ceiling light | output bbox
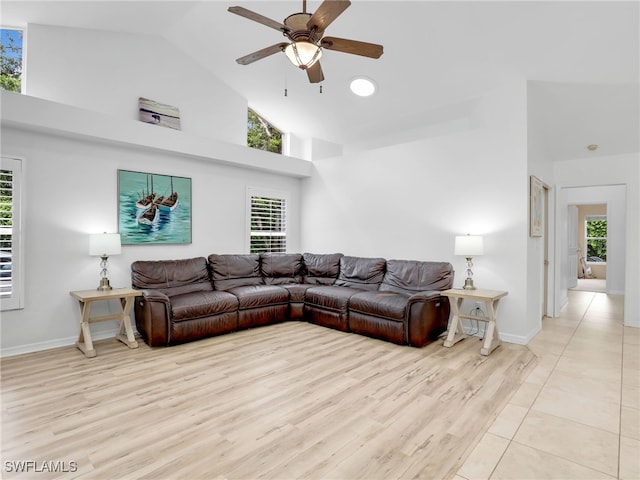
[350,77,376,97]
[587,144,599,151]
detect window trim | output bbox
[246,187,289,254]
[1,156,25,311]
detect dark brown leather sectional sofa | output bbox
[131,253,454,348]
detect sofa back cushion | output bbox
[208,254,263,290]
[335,256,386,291]
[302,253,343,285]
[379,260,454,295]
[261,253,304,285]
[131,257,213,297]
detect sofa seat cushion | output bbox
[226,285,289,310]
[349,291,408,321]
[279,283,313,303]
[305,285,363,313]
[171,291,238,322]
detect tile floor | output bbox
[455,289,639,480]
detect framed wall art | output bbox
[118,169,192,245]
[530,175,543,237]
[138,97,181,130]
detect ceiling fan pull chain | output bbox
[284,60,288,96]
[319,85,323,94]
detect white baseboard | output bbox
[458,317,541,346]
[1,327,130,358]
[500,328,540,346]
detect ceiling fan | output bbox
[228,0,383,83]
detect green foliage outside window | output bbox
[0,171,12,227]
[249,195,286,254]
[247,109,282,154]
[1,29,22,93]
[0,170,13,282]
[586,219,607,261]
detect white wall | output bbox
[25,24,247,146]
[301,79,536,344]
[553,153,639,327]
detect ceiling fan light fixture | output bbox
[229,2,384,83]
[350,77,376,97]
[284,40,322,69]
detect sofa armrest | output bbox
[407,290,442,303]
[405,291,451,347]
[134,289,172,347]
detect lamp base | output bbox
[97,278,113,291]
[462,277,476,290]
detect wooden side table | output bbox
[69,288,142,358]
[441,288,508,356]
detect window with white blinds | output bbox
[248,189,287,254]
[1,157,23,311]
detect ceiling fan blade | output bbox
[307,62,324,83]
[307,0,351,35]
[321,37,383,59]
[236,43,288,65]
[228,6,289,33]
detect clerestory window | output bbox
[247,108,284,154]
[1,27,24,93]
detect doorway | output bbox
[571,203,608,293]
[543,184,551,316]
[554,184,626,316]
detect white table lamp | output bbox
[455,234,484,290]
[89,233,121,291]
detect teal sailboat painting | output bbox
[118,170,191,245]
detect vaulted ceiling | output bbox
[2,1,638,160]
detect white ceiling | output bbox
[2,1,639,160]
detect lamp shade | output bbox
[284,41,322,69]
[454,235,484,256]
[89,233,121,256]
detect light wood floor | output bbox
[1,322,536,479]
